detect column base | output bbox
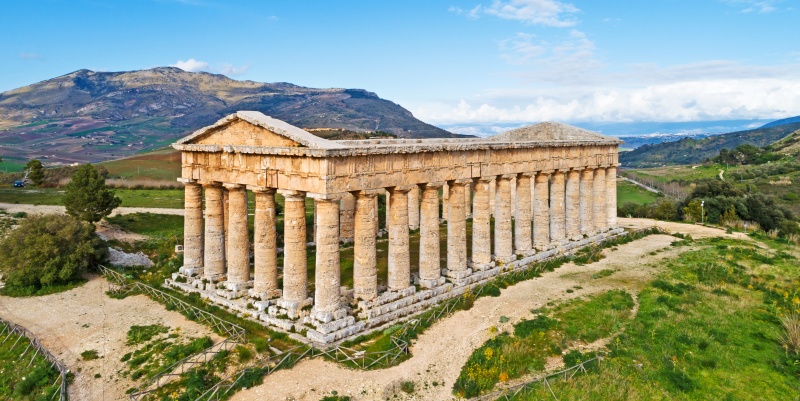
[248,288,282,301]
[493,255,516,264]
[309,306,348,324]
[418,276,447,289]
[514,249,536,257]
[204,273,227,283]
[444,268,473,280]
[270,297,313,320]
[215,280,254,300]
[469,261,496,271]
[179,266,203,277]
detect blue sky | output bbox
[2,0,799,126]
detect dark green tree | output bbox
[25,159,45,186]
[0,214,107,292]
[63,164,121,223]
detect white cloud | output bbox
[412,75,800,124]
[499,30,601,84]
[477,0,581,27]
[18,52,42,60]
[723,0,782,13]
[170,59,250,76]
[218,63,250,76]
[170,58,209,72]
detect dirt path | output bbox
[617,217,752,241]
[719,169,725,180]
[0,202,184,216]
[0,276,220,400]
[230,233,693,401]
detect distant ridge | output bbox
[620,122,800,168]
[761,115,800,129]
[0,67,465,164]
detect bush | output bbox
[63,164,121,223]
[0,214,107,292]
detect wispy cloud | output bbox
[723,0,782,13]
[18,52,43,60]
[170,59,250,76]
[500,30,601,84]
[456,0,580,27]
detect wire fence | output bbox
[475,355,603,401]
[0,317,69,401]
[97,265,246,401]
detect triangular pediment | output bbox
[491,122,618,143]
[176,111,344,149]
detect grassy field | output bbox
[99,147,181,181]
[459,236,800,400]
[617,180,660,205]
[0,187,185,208]
[0,327,63,400]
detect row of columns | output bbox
[181,166,617,316]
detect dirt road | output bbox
[0,202,184,216]
[0,277,220,400]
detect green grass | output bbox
[99,147,181,181]
[453,290,636,398]
[0,187,184,208]
[617,180,660,205]
[0,279,88,297]
[0,328,63,400]
[126,324,170,345]
[507,237,800,401]
[105,213,183,238]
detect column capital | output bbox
[517,172,535,178]
[278,189,306,200]
[177,177,198,184]
[247,185,276,194]
[307,192,344,200]
[352,189,380,198]
[222,183,245,190]
[419,181,445,189]
[200,180,222,188]
[568,167,585,172]
[474,176,495,183]
[447,178,473,186]
[537,170,555,175]
[497,174,516,180]
[388,185,415,193]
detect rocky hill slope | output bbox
[0,67,461,164]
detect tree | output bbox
[683,199,703,222]
[653,199,678,221]
[63,164,121,223]
[0,214,107,292]
[25,159,45,186]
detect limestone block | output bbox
[339,192,356,242]
[580,169,595,235]
[593,168,607,230]
[182,182,204,269]
[533,173,550,250]
[225,185,250,284]
[408,186,420,230]
[606,166,618,228]
[447,181,468,273]
[494,176,514,261]
[549,172,566,243]
[565,169,581,239]
[313,198,341,314]
[419,184,442,282]
[388,187,411,291]
[515,174,533,254]
[281,191,308,304]
[471,178,492,266]
[353,192,378,300]
[203,184,226,279]
[252,189,278,294]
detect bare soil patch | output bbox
[0,202,184,217]
[230,233,686,401]
[0,276,220,400]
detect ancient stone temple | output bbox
[167,111,624,344]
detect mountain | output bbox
[761,115,800,129]
[766,128,800,156]
[0,67,462,164]
[619,122,800,168]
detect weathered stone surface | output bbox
[339,192,355,242]
[281,190,308,303]
[495,176,514,262]
[565,169,581,239]
[313,198,341,314]
[252,188,278,295]
[203,183,225,279]
[580,169,595,235]
[225,184,250,284]
[471,178,492,266]
[606,166,618,228]
[419,184,442,284]
[354,192,378,300]
[515,174,533,254]
[447,181,468,273]
[388,187,411,291]
[408,186,420,230]
[593,167,607,231]
[182,181,204,270]
[550,172,566,243]
[533,173,550,250]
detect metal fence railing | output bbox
[0,317,69,401]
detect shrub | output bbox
[0,214,107,292]
[63,164,121,223]
[81,350,100,360]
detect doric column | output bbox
[550,171,566,243]
[494,175,514,262]
[419,183,443,287]
[222,188,229,259]
[339,193,355,243]
[224,184,250,284]
[442,183,449,221]
[280,190,308,304]
[384,190,391,230]
[580,169,595,235]
[408,186,420,230]
[312,196,341,314]
[533,172,551,250]
[471,177,493,267]
[606,166,618,228]
[251,187,278,297]
[202,183,225,280]
[388,186,412,291]
[565,169,581,240]
[514,174,533,255]
[593,167,607,231]
[489,179,496,217]
[353,191,378,300]
[464,182,473,218]
[447,180,468,275]
[181,179,204,273]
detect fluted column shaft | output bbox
[183,181,204,270]
[565,170,581,239]
[408,186,420,230]
[495,176,514,261]
[442,183,449,221]
[313,197,340,314]
[447,181,468,273]
[225,185,250,284]
[471,178,492,266]
[514,174,533,254]
[464,182,472,218]
[606,166,618,228]
[222,188,229,260]
[339,193,355,243]
[489,179,496,217]
[354,192,378,300]
[281,191,308,303]
[203,183,225,279]
[550,172,566,242]
[253,188,278,295]
[533,173,550,249]
[419,184,442,286]
[580,169,595,235]
[388,187,411,291]
[593,168,607,230]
